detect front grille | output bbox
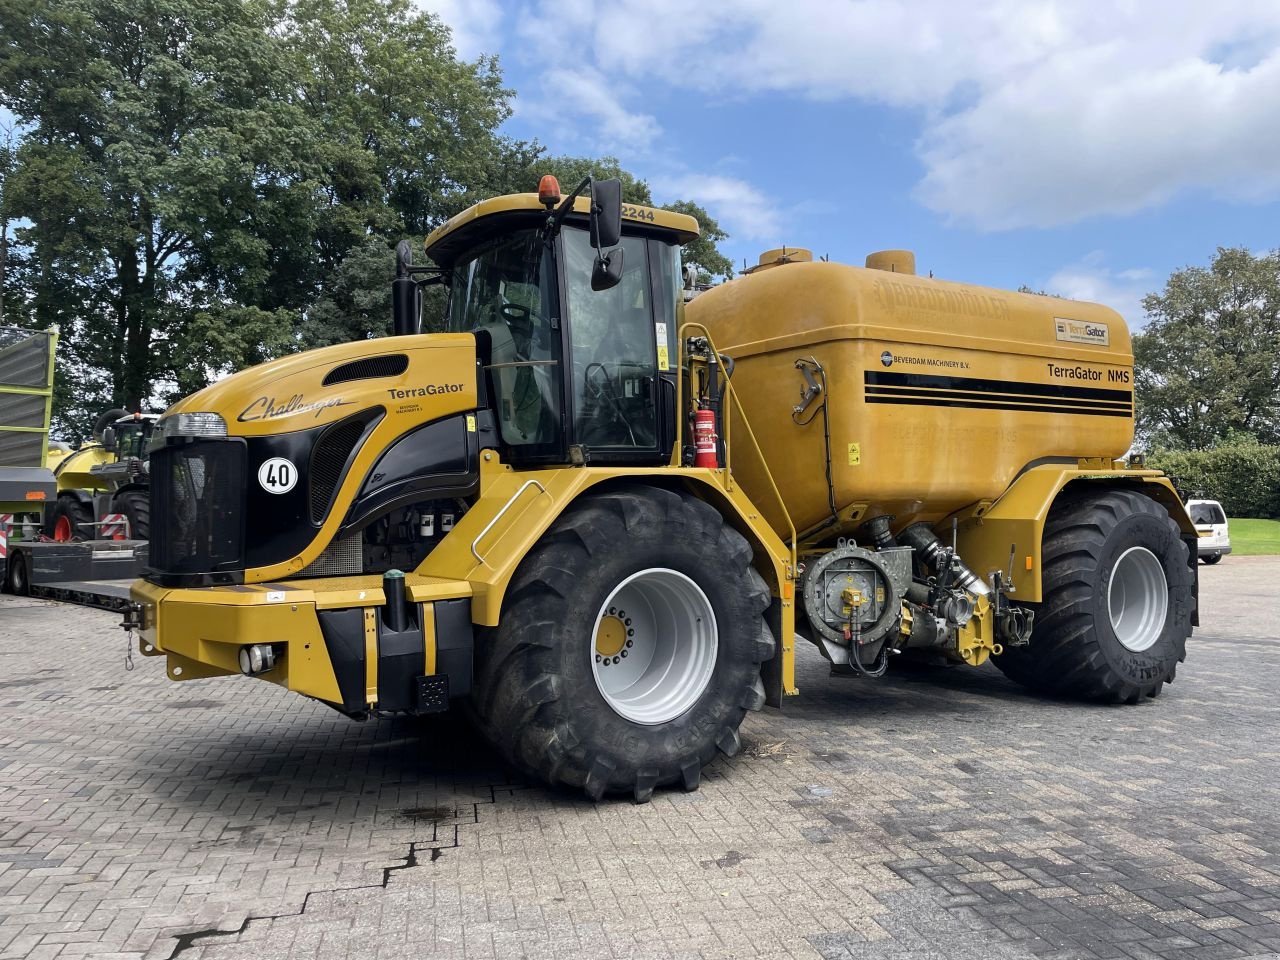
[309,409,379,523]
[297,533,363,577]
[149,441,246,574]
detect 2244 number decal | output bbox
[622,205,655,222]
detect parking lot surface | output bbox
[1,558,1279,960]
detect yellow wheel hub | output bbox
[595,615,628,657]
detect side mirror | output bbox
[591,247,625,291]
[101,426,118,453]
[589,178,622,250]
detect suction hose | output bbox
[897,523,990,597]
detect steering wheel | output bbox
[499,302,545,354]
[499,303,531,324]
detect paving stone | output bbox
[1,560,1279,959]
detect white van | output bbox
[1187,499,1231,564]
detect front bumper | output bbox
[131,574,474,715]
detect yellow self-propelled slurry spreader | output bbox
[129,181,1196,801]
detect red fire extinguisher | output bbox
[694,405,718,468]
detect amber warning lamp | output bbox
[538,175,561,208]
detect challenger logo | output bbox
[386,384,465,399]
[881,350,894,367]
[238,394,355,422]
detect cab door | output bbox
[561,228,662,461]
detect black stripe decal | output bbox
[865,370,1132,403]
[865,385,1131,411]
[864,395,1131,417]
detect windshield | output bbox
[446,229,560,447]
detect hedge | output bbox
[1148,438,1280,519]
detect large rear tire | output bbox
[111,489,150,540]
[994,488,1193,703]
[471,485,775,802]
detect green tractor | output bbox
[45,409,157,541]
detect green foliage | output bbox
[1148,435,1280,519]
[1134,247,1280,449]
[537,155,654,204]
[661,200,732,282]
[0,0,735,435]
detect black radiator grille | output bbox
[149,441,245,574]
[309,409,379,523]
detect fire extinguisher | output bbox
[693,405,719,468]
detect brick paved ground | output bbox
[1,558,1278,960]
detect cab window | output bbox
[447,230,560,448]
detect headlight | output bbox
[161,412,228,439]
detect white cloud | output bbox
[1045,253,1157,328]
[514,0,1280,229]
[532,67,661,153]
[651,173,783,244]
[415,0,503,60]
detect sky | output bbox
[422,0,1280,327]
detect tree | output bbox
[0,0,734,437]
[1133,247,1280,449]
[0,121,12,328]
[661,200,732,282]
[0,0,320,420]
[0,0,530,429]
[537,155,653,204]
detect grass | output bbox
[1228,518,1280,556]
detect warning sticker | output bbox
[655,322,670,371]
[1055,317,1110,347]
[847,443,861,466]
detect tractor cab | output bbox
[100,412,159,463]
[414,177,699,468]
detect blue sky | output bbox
[424,0,1280,326]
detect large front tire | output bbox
[111,489,150,540]
[994,488,1193,702]
[471,485,775,801]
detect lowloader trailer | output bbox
[128,179,1196,801]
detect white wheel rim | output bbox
[590,568,718,725]
[1108,546,1169,653]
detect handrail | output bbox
[677,321,798,579]
[471,479,548,564]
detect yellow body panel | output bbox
[133,457,800,704]
[131,578,343,702]
[954,465,1191,603]
[52,444,113,495]
[424,193,699,258]
[164,333,479,580]
[688,261,1135,538]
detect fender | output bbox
[415,454,798,700]
[952,462,1195,604]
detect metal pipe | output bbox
[383,568,408,633]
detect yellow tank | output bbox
[687,253,1134,539]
